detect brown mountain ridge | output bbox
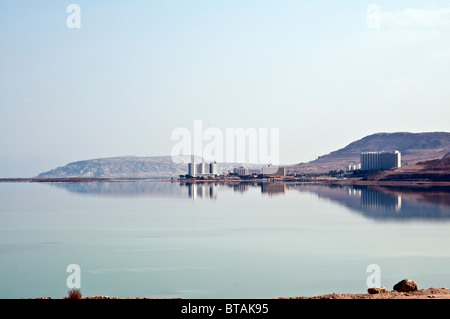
[288,132,450,175]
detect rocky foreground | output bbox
[279,279,450,299]
[279,288,450,299]
[38,287,450,299]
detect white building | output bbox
[347,163,361,171]
[188,158,218,177]
[360,151,401,170]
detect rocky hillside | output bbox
[363,155,450,182]
[288,132,450,174]
[37,155,262,178]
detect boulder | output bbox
[393,279,418,292]
[368,287,386,294]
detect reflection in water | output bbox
[359,186,450,220]
[51,180,450,221]
[361,189,402,212]
[261,183,286,196]
[6,180,450,300]
[187,183,218,200]
[182,181,286,198]
[288,184,450,221]
[50,181,189,198]
[233,183,249,193]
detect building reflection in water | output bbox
[187,183,218,200]
[361,188,402,212]
[347,188,361,197]
[287,183,450,221]
[52,179,450,220]
[234,183,249,193]
[183,181,287,199]
[346,186,402,212]
[260,182,286,196]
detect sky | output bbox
[1,0,450,177]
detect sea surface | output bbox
[1,181,450,299]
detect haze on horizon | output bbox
[1,1,450,177]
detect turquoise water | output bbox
[1,181,450,299]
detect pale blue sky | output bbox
[1,1,450,176]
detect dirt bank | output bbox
[278,287,450,299]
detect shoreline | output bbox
[1,177,450,187]
[278,287,450,299]
[0,177,166,183]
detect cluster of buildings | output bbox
[186,157,286,179]
[185,150,402,179]
[233,164,286,177]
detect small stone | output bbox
[368,287,387,294]
[393,279,418,292]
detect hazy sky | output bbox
[1,1,450,177]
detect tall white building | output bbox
[360,151,401,170]
[188,157,218,177]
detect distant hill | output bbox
[288,132,450,174]
[37,155,263,178]
[37,132,450,177]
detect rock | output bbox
[368,287,386,294]
[393,279,418,292]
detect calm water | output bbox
[1,181,450,299]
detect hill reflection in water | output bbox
[50,181,189,198]
[287,184,450,221]
[51,181,450,221]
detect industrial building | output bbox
[360,151,401,170]
[188,159,218,177]
[261,164,286,177]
